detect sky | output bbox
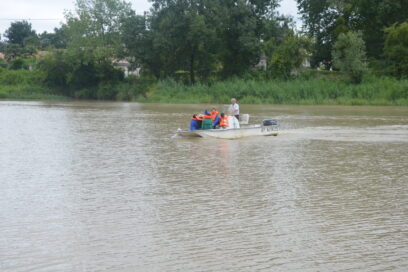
[0,0,300,36]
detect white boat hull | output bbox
[177,125,278,139]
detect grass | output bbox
[0,67,68,100]
[140,75,408,106]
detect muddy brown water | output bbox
[1,101,407,271]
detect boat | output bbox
[177,116,279,139]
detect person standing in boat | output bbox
[228,98,239,120]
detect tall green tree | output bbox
[140,0,280,81]
[64,0,133,58]
[218,0,280,77]
[4,21,37,46]
[383,22,408,79]
[297,0,408,65]
[332,31,367,83]
[147,0,220,82]
[353,0,408,58]
[296,0,353,68]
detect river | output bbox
[1,101,407,271]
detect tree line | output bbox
[0,0,407,100]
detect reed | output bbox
[141,76,408,106]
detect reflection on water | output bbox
[1,101,407,271]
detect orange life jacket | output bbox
[210,111,219,121]
[196,115,204,121]
[203,114,212,119]
[220,115,229,127]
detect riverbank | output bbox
[1,69,407,105]
[141,76,408,106]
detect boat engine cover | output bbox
[263,119,278,126]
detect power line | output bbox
[0,18,62,21]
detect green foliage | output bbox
[38,49,124,98]
[297,0,408,66]
[123,0,282,81]
[4,21,37,46]
[37,51,70,91]
[0,67,59,100]
[143,75,408,105]
[296,0,345,68]
[0,67,44,85]
[268,35,312,79]
[332,31,368,84]
[353,0,408,58]
[217,1,262,77]
[3,0,407,103]
[384,22,408,79]
[119,12,150,69]
[64,0,132,58]
[144,0,221,82]
[3,44,23,60]
[9,57,26,70]
[38,27,68,49]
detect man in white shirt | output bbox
[228,98,240,120]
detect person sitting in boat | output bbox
[210,108,220,129]
[190,114,203,130]
[202,110,213,129]
[219,113,229,128]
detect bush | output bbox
[0,68,44,85]
[38,49,125,97]
[384,22,408,79]
[9,57,26,70]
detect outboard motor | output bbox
[262,119,279,133]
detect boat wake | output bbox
[281,124,408,143]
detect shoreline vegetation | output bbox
[1,0,407,106]
[1,69,407,106]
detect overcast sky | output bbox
[0,0,300,36]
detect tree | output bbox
[38,27,68,49]
[4,21,37,46]
[216,0,281,77]
[296,0,353,68]
[297,0,408,65]
[4,44,24,61]
[383,22,408,79]
[38,49,124,97]
[147,0,220,83]
[352,0,408,58]
[268,34,312,79]
[218,1,261,77]
[143,0,281,80]
[332,31,367,83]
[64,0,133,58]
[120,12,162,77]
